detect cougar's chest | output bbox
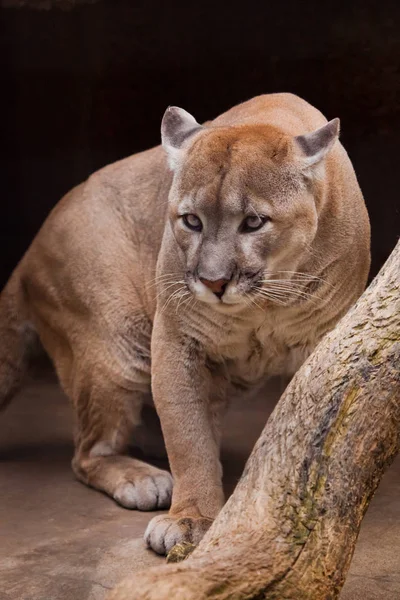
[227,327,283,387]
[225,319,313,388]
[191,306,312,385]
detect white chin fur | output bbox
[191,281,245,309]
[191,280,219,304]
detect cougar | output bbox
[0,93,370,554]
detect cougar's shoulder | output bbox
[20,144,171,324]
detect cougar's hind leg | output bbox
[134,402,168,460]
[0,272,37,411]
[71,374,173,511]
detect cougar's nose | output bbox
[199,278,230,298]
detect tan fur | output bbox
[0,94,370,554]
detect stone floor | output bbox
[1,371,399,600]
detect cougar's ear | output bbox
[294,118,340,168]
[161,106,203,170]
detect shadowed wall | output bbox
[1,0,399,287]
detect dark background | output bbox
[1,0,399,288]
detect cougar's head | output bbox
[161,106,339,311]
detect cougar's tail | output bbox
[0,271,36,410]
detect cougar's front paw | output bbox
[113,468,173,511]
[144,514,213,555]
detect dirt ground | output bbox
[1,372,399,600]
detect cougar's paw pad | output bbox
[144,514,213,555]
[113,470,173,511]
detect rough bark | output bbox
[108,240,400,600]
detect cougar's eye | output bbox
[182,213,203,232]
[241,215,269,233]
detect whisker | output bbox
[256,289,289,300]
[268,270,320,277]
[266,271,330,286]
[261,277,319,283]
[261,282,314,293]
[146,275,184,290]
[160,286,187,314]
[259,282,323,294]
[257,285,322,304]
[267,284,322,300]
[245,292,264,311]
[155,280,186,300]
[259,277,324,299]
[146,271,182,282]
[257,296,287,307]
[179,294,194,311]
[253,289,287,306]
[152,273,177,279]
[260,280,318,291]
[261,284,321,300]
[176,291,191,313]
[243,294,254,311]
[257,295,287,307]
[256,284,293,295]
[181,294,198,315]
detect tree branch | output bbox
[108,240,400,600]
